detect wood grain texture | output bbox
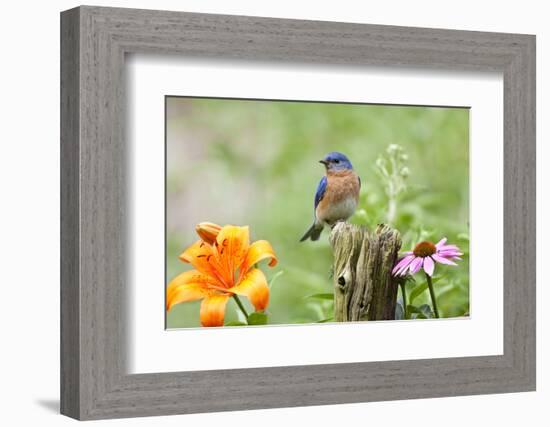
[330,223,401,321]
[60,6,536,420]
[60,7,80,419]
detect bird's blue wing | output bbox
[314,176,328,209]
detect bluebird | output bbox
[300,152,361,242]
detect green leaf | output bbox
[407,304,434,319]
[316,317,334,323]
[457,233,470,242]
[224,321,248,327]
[418,304,434,318]
[395,302,404,320]
[247,312,268,325]
[268,270,285,289]
[407,304,420,314]
[305,293,334,301]
[409,283,428,304]
[409,276,442,304]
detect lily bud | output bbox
[195,222,222,245]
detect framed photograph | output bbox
[164,96,469,330]
[61,6,535,420]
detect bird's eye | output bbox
[334,159,340,164]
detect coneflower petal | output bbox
[423,256,435,276]
[408,257,424,275]
[432,254,457,266]
[392,255,415,275]
[435,238,447,249]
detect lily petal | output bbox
[167,284,211,311]
[166,272,213,311]
[166,269,221,306]
[215,225,250,284]
[200,294,230,327]
[229,268,270,312]
[179,240,226,287]
[241,240,278,275]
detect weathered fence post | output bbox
[329,222,402,321]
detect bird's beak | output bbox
[319,159,329,166]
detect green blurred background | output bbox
[166,97,470,328]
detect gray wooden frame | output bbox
[60,5,536,420]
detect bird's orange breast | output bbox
[316,170,360,225]
[324,170,360,204]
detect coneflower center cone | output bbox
[413,241,436,258]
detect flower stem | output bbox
[399,281,408,319]
[233,295,249,319]
[425,273,440,318]
[387,197,397,225]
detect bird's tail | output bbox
[299,223,323,242]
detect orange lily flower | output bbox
[167,224,278,327]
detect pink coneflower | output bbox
[392,238,462,277]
